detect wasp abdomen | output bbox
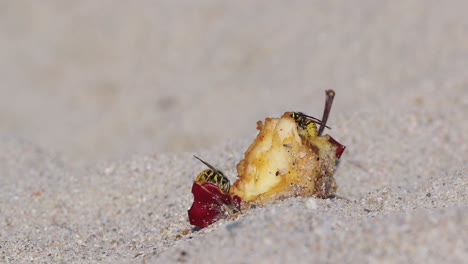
[290,112,319,139]
[195,169,230,193]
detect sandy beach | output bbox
[1,1,467,263]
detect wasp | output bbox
[290,112,330,140]
[193,155,230,193]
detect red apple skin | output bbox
[188,182,241,228]
[328,136,346,159]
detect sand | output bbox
[1,1,467,263]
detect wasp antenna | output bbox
[302,114,331,129]
[193,155,218,172]
[318,90,335,136]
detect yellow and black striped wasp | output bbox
[291,89,336,139]
[193,155,230,193]
[290,112,330,140]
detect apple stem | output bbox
[318,90,335,136]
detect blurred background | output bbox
[1,1,467,162]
